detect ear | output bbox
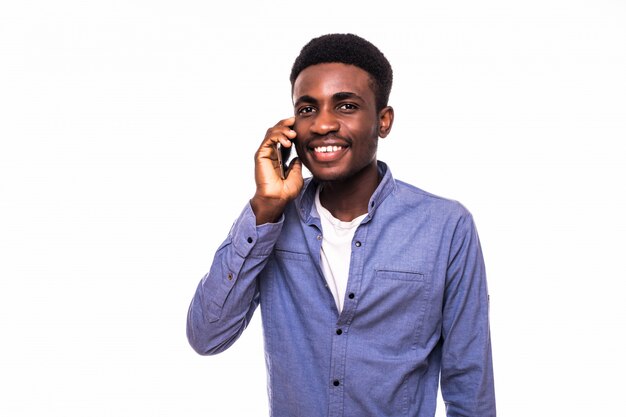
[378,106,394,138]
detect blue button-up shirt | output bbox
[187,161,496,417]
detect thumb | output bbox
[284,158,304,194]
[286,157,303,178]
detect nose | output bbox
[310,108,339,135]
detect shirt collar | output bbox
[295,160,397,224]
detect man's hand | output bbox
[250,117,303,225]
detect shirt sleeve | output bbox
[186,202,283,355]
[441,211,496,416]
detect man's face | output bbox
[292,63,384,183]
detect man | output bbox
[187,33,496,417]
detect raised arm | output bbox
[186,117,303,355]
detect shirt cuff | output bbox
[231,202,284,258]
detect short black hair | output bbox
[290,33,393,111]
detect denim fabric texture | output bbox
[187,161,496,417]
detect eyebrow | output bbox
[333,92,361,101]
[293,94,318,107]
[293,91,363,107]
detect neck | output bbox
[319,161,380,222]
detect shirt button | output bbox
[227,272,233,280]
[247,237,253,244]
[333,380,340,387]
[317,234,322,241]
[336,329,343,335]
[348,293,355,299]
[354,241,362,247]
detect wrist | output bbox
[250,195,287,225]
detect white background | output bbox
[1,1,625,416]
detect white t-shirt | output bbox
[315,187,367,312]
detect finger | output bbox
[277,116,296,128]
[263,129,295,149]
[273,117,297,144]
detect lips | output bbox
[306,139,349,163]
[314,145,344,153]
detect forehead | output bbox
[292,63,375,102]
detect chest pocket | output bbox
[356,269,432,354]
[376,269,425,282]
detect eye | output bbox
[338,103,358,111]
[297,106,316,115]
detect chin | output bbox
[308,166,351,183]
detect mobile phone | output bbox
[277,142,292,179]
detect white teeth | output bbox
[314,145,343,153]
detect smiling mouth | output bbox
[313,145,345,153]
[308,144,348,162]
